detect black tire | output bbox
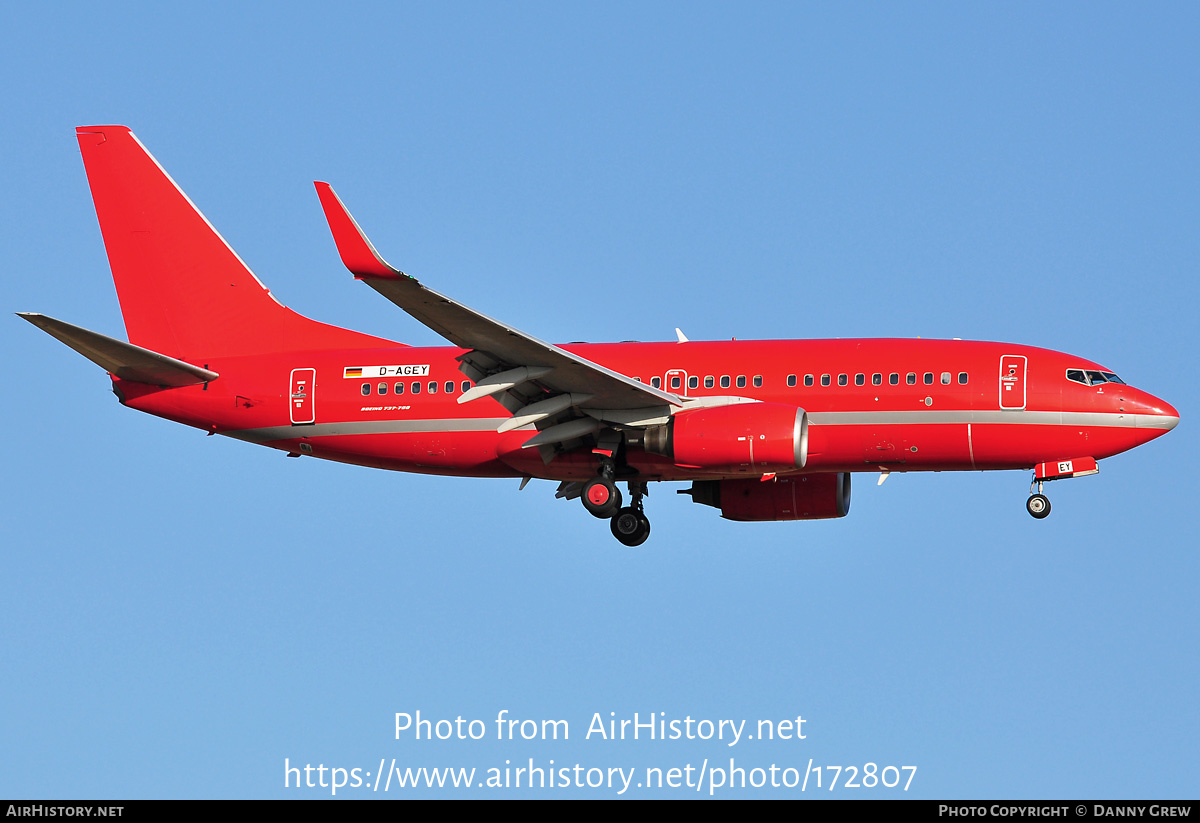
[610,507,651,546]
[1026,493,1051,519]
[582,477,622,518]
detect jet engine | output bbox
[633,403,808,472]
[680,473,852,521]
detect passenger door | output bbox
[998,355,1026,410]
[290,368,316,424]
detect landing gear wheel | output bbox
[1026,493,1051,519]
[610,507,651,546]
[582,477,622,518]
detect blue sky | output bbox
[2,2,1196,798]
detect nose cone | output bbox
[1139,392,1179,431]
[1147,398,1176,434]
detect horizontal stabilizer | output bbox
[18,313,218,386]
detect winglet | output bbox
[314,182,404,280]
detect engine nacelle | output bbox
[682,473,852,521]
[659,403,808,472]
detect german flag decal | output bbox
[344,364,429,379]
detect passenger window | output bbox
[361,383,371,396]
[804,374,814,387]
[652,377,661,389]
[378,382,388,395]
[670,376,681,389]
[958,372,968,385]
[821,374,831,387]
[838,373,848,386]
[395,382,405,394]
[736,375,747,388]
[787,374,797,387]
[721,375,731,388]
[704,376,715,388]
[941,372,951,385]
[753,375,762,388]
[411,382,421,394]
[462,381,471,393]
[688,376,698,389]
[854,373,865,386]
[428,381,438,393]
[924,373,934,385]
[907,373,916,385]
[889,373,899,385]
[872,373,882,385]
[446,381,455,393]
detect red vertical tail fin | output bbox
[75,126,395,360]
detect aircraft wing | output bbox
[315,183,682,447]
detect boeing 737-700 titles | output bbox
[20,126,1180,545]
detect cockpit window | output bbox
[1067,368,1125,386]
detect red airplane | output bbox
[21,126,1179,545]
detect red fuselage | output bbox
[114,336,1178,481]
[30,125,1179,541]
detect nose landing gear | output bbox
[1026,493,1051,519]
[1026,478,1051,519]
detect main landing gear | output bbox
[1026,478,1051,519]
[581,467,622,519]
[581,457,651,546]
[610,482,651,547]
